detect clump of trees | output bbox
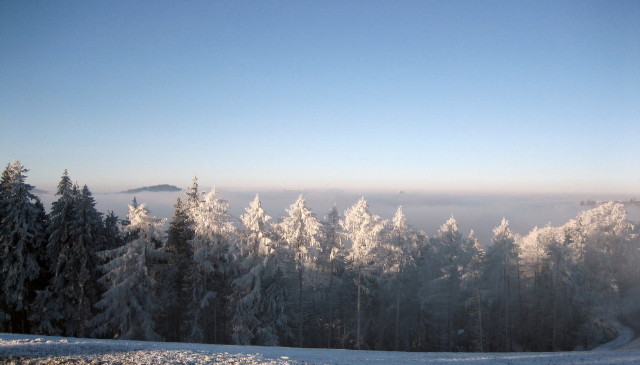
[1,160,639,352]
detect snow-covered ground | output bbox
[1,334,640,365]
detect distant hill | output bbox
[121,184,181,194]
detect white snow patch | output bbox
[2,333,640,364]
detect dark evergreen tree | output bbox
[64,185,105,336]
[31,171,103,337]
[156,197,193,341]
[103,211,124,251]
[0,161,45,333]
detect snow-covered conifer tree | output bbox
[435,216,465,351]
[318,205,345,348]
[562,202,635,348]
[67,185,105,334]
[341,197,385,349]
[0,161,45,333]
[278,195,321,347]
[461,231,485,352]
[383,206,415,350]
[231,194,272,345]
[184,188,235,343]
[481,218,519,351]
[185,176,203,214]
[30,171,79,336]
[93,201,165,341]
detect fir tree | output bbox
[0,161,45,333]
[103,211,124,251]
[157,198,193,342]
[184,188,235,343]
[482,218,519,351]
[93,201,165,341]
[231,194,273,345]
[30,170,76,335]
[68,185,105,334]
[278,195,321,347]
[319,205,345,348]
[386,206,415,351]
[342,197,385,349]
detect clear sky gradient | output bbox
[1,1,638,194]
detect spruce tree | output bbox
[481,218,519,351]
[93,201,165,340]
[386,206,415,351]
[31,171,104,337]
[319,205,345,348]
[231,194,272,345]
[103,211,124,251]
[341,197,385,349]
[0,161,45,333]
[279,195,321,347]
[157,198,193,342]
[184,188,235,343]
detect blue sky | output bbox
[1,1,639,194]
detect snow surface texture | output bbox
[2,334,640,365]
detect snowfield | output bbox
[1,334,640,365]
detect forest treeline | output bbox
[1,160,639,352]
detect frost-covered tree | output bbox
[481,218,519,351]
[0,161,45,333]
[31,171,81,336]
[231,194,273,345]
[184,188,235,343]
[461,231,485,352]
[278,195,321,347]
[420,216,482,351]
[562,202,635,349]
[69,185,105,327]
[518,226,565,350]
[93,201,165,341]
[185,176,203,214]
[45,170,75,267]
[257,253,293,346]
[384,206,415,350]
[342,197,385,349]
[429,216,465,351]
[318,205,346,348]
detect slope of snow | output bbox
[2,333,640,364]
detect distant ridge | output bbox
[121,184,181,194]
[580,198,640,207]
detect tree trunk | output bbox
[356,267,361,350]
[447,278,453,351]
[327,260,334,348]
[504,252,510,352]
[395,272,401,351]
[552,253,561,351]
[477,289,484,352]
[298,267,303,347]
